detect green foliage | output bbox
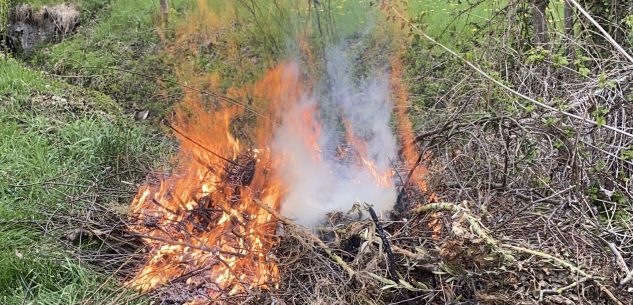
[553,138,564,151]
[525,47,569,68]
[573,55,591,77]
[551,52,569,68]
[0,50,168,305]
[589,183,633,229]
[597,72,616,89]
[28,0,187,117]
[544,116,558,127]
[587,185,600,201]
[591,105,609,127]
[625,14,633,42]
[578,66,590,77]
[621,145,633,160]
[526,47,548,64]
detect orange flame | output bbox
[128,2,412,301]
[391,49,440,236]
[391,55,430,194]
[127,63,303,301]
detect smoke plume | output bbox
[273,44,397,226]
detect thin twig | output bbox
[166,124,243,167]
[539,277,589,301]
[367,206,398,282]
[504,245,623,305]
[390,7,633,139]
[566,0,633,63]
[133,233,246,258]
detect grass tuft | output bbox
[0,52,169,304]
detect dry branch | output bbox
[412,201,624,305]
[390,6,633,139]
[367,206,398,282]
[622,270,633,286]
[254,199,425,291]
[607,242,633,286]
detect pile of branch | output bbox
[257,200,627,305]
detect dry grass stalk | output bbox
[414,201,625,304]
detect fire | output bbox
[391,54,431,194]
[128,59,398,301]
[360,157,394,188]
[342,119,395,188]
[127,2,415,301]
[386,7,437,203]
[127,63,301,301]
[130,5,295,299]
[391,50,440,236]
[301,107,323,158]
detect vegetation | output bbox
[397,0,633,302]
[1,34,170,305]
[1,0,633,304]
[0,0,9,53]
[24,0,189,119]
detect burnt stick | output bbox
[367,206,398,283]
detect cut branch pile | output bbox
[255,200,628,305]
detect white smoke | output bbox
[273,44,397,226]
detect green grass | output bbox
[0,57,50,96]
[24,0,188,118]
[0,56,170,304]
[405,0,566,47]
[0,227,140,305]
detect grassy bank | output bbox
[0,54,170,305]
[2,1,181,303]
[22,0,189,119]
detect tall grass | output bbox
[0,56,169,304]
[27,0,189,116]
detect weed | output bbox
[0,53,168,304]
[27,0,187,118]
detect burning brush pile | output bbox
[126,51,419,304]
[123,43,629,305]
[126,64,290,302]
